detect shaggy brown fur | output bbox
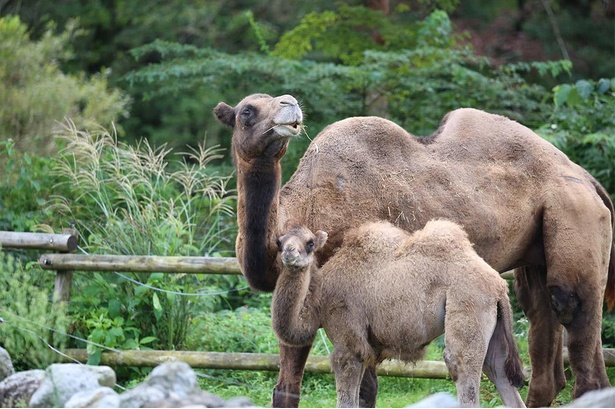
[273,220,526,408]
[214,93,614,408]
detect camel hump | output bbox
[403,219,474,255]
[431,107,539,147]
[312,116,418,151]
[342,221,407,255]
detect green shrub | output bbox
[0,139,59,232]
[536,78,615,200]
[0,15,130,156]
[0,252,69,370]
[45,120,238,360]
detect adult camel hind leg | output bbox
[519,189,612,406]
[543,194,611,400]
[514,266,566,407]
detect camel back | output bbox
[280,108,614,304]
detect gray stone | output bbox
[406,392,459,408]
[0,369,45,407]
[119,361,201,408]
[147,390,228,407]
[64,386,121,408]
[0,347,14,382]
[28,363,116,408]
[563,387,615,408]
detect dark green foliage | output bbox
[537,78,615,200]
[0,140,57,232]
[124,11,569,181]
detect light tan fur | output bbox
[274,220,526,408]
[214,93,614,407]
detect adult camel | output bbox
[214,93,615,408]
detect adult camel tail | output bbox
[591,177,615,312]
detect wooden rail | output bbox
[62,347,615,372]
[62,349,452,378]
[0,231,77,252]
[38,254,242,275]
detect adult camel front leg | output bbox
[563,282,611,398]
[273,343,312,407]
[514,266,566,407]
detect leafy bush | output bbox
[45,120,238,360]
[0,15,130,156]
[0,140,59,232]
[0,252,68,370]
[536,78,615,200]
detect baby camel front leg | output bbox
[331,345,367,408]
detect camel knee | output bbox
[548,285,579,325]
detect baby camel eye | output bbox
[306,239,315,253]
[276,238,282,252]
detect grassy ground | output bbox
[196,366,615,408]
[187,306,615,407]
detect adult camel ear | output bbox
[214,102,236,127]
[314,231,328,251]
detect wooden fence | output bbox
[1,229,614,379]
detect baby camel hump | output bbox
[273,219,525,408]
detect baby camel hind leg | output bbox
[444,307,496,407]
[481,306,526,408]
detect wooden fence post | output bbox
[53,227,79,305]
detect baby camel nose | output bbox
[282,245,296,255]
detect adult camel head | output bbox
[214,93,303,162]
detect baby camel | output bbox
[273,220,526,408]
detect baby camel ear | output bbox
[314,231,328,251]
[214,102,236,127]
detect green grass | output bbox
[185,307,615,407]
[196,366,615,408]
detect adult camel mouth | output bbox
[274,121,304,137]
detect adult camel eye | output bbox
[240,106,256,127]
[306,240,314,253]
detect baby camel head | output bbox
[277,225,328,270]
[214,93,304,160]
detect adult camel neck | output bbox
[236,155,283,292]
